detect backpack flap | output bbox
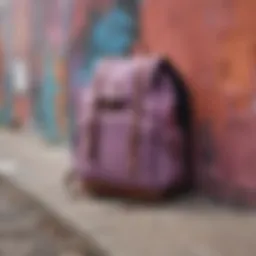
[86,57,178,175]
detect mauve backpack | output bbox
[68,57,192,200]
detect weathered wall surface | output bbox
[11,0,32,127]
[1,0,255,132]
[1,0,256,194]
[141,0,256,201]
[0,0,141,139]
[0,0,13,126]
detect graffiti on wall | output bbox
[37,0,70,142]
[69,0,140,88]
[0,75,13,126]
[0,0,13,126]
[68,0,140,145]
[29,0,44,131]
[0,40,12,126]
[1,0,141,142]
[11,0,31,128]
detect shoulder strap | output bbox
[128,68,145,177]
[87,71,102,164]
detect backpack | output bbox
[69,57,192,200]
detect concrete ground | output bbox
[0,178,91,256]
[0,129,255,256]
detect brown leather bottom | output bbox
[85,178,163,201]
[64,170,187,202]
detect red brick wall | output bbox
[141,0,256,201]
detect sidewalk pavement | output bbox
[0,129,255,256]
[0,177,93,256]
